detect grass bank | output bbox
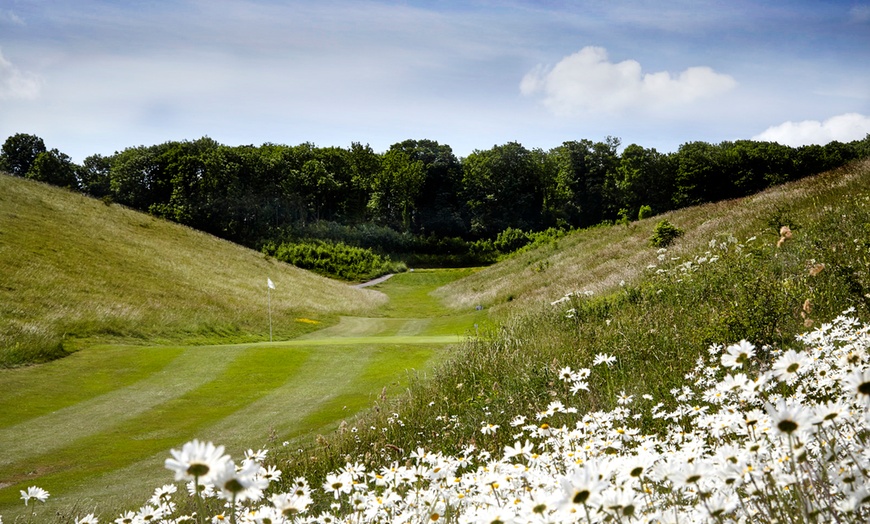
[0,173,387,367]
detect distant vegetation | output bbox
[2,132,868,278]
[262,239,407,282]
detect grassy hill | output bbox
[435,158,870,313]
[0,173,387,367]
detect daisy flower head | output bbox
[244,448,268,463]
[765,400,816,438]
[74,514,99,524]
[323,471,353,499]
[593,353,617,367]
[186,480,215,498]
[165,439,230,483]
[136,504,165,522]
[510,415,527,427]
[481,422,500,435]
[113,511,137,524]
[504,439,534,461]
[149,483,177,505]
[815,401,849,424]
[559,463,608,511]
[211,458,268,503]
[616,391,634,405]
[771,349,811,385]
[20,486,50,506]
[271,491,313,518]
[721,340,755,369]
[844,367,870,407]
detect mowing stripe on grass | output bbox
[296,344,436,433]
[0,345,184,428]
[40,343,439,516]
[284,335,462,346]
[0,344,243,469]
[0,344,313,508]
[195,343,413,448]
[0,341,420,514]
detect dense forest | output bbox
[3,132,869,274]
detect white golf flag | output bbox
[267,278,275,290]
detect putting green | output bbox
[0,269,488,516]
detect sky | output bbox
[1,0,869,162]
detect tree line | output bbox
[3,132,869,262]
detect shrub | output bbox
[493,227,531,253]
[649,219,683,247]
[637,204,653,220]
[262,240,404,282]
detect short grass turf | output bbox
[0,268,482,517]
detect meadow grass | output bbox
[0,173,387,367]
[434,159,870,313]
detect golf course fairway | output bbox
[0,268,486,515]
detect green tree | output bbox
[388,139,465,236]
[346,142,382,223]
[79,154,113,197]
[550,137,620,227]
[1,133,46,177]
[608,144,673,219]
[719,140,795,192]
[26,148,79,189]
[368,149,425,232]
[672,141,723,207]
[462,142,545,237]
[109,142,175,210]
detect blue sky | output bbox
[1,0,868,161]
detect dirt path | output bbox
[353,273,395,288]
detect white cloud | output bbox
[0,50,41,100]
[752,113,870,146]
[520,46,737,116]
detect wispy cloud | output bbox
[753,113,870,146]
[0,50,41,100]
[849,4,870,23]
[0,9,25,26]
[520,46,736,116]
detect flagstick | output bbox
[268,284,273,343]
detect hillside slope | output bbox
[436,158,870,312]
[0,173,387,366]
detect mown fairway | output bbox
[0,268,486,516]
